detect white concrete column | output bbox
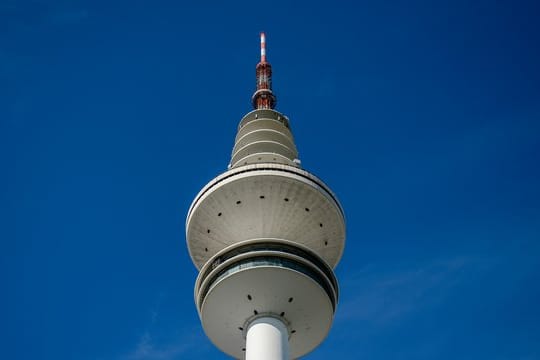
[246,316,289,360]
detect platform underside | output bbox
[200,266,334,359]
[186,164,346,269]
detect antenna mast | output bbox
[252,32,276,109]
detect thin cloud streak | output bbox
[123,330,197,360]
[117,292,209,360]
[336,255,497,326]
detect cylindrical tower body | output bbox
[186,33,345,359]
[246,317,289,360]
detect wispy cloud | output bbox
[118,292,209,360]
[123,330,198,360]
[336,255,496,326]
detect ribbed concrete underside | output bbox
[200,266,334,359]
[230,109,299,168]
[186,164,345,270]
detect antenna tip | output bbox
[260,32,267,62]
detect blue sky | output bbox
[2,0,539,359]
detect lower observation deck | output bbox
[195,239,338,359]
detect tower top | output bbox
[260,32,267,63]
[252,32,276,109]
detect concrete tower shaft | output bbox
[230,109,300,168]
[186,33,346,360]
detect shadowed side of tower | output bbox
[186,33,346,360]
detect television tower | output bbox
[186,33,346,360]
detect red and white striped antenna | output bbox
[252,32,276,109]
[260,32,267,63]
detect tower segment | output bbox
[186,33,346,360]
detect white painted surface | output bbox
[246,317,289,360]
[199,265,334,359]
[231,110,298,168]
[186,164,346,270]
[187,106,345,359]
